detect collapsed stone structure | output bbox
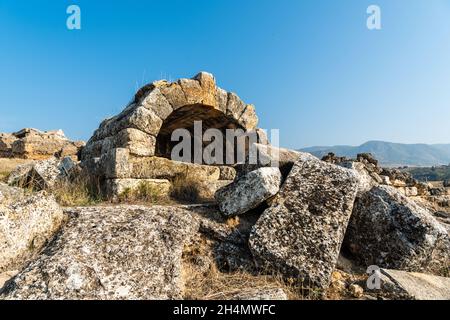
[81,72,266,198]
[0,128,84,160]
[1,72,449,300]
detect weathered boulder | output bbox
[0,205,199,299]
[249,153,359,289]
[215,167,282,216]
[7,157,76,190]
[344,185,449,275]
[0,187,65,273]
[373,269,450,300]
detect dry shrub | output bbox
[170,173,211,203]
[52,176,102,207]
[182,258,304,300]
[181,236,305,300]
[118,181,167,204]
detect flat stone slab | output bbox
[1,205,199,300]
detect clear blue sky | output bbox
[1,0,449,148]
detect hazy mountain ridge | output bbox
[301,141,450,167]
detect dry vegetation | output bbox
[181,238,306,300]
[118,181,169,204]
[52,176,102,207]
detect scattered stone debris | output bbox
[235,143,302,180]
[1,73,449,300]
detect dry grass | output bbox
[182,254,306,300]
[182,235,315,300]
[52,176,102,207]
[118,181,169,204]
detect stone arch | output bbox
[81,72,259,161]
[80,72,265,198]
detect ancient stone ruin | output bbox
[80,72,267,198]
[1,72,449,300]
[0,128,84,160]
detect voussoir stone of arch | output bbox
[141,88,173,120]
[238,104,258,130]
[215,87,229,113]
[226,92,247,121]
[158,82,188,110]
[89,104,162,143]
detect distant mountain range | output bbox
[300,141,450,167]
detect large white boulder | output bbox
[215,167,282,216]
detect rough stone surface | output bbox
[0,189,65,273]
[344,185,449,275]
[229,288,288,300]
[0,183,24,204]
[218,166,236,181]
[249,154,359,289]
[375,269,450,300]
[1,205,199,300]
[337,161,377,193]
[215,167,282,216]
[128,155,221,181]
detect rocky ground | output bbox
[0,75,449,300]
[1,146,449,300]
